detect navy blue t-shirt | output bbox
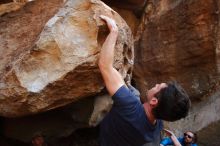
[100,85,163,146]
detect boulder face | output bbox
[0,0,134,117]
[133,0,220,101]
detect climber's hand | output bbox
[100,15,118,33]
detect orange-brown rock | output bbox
[0,0,133,117]
[0,0,35,16]
[133,0,220,101]
[0,2,25,16]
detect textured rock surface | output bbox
[0,2,25,16]
[0,0,133,117]
[89,94,113,126]
[110,7,140,36]
[102,0,147,10]
[133,0,220,101]
[197,120,220,146]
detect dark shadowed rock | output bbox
[102,0,147,10]
[1,97,95,142]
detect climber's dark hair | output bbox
[152,81,191,121]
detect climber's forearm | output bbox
[98,15,125,96]
[99,30,118,69]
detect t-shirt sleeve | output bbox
[127,85,140,97]
[112,85,140,107]
[112,85,142,117]
[160,137,173,145]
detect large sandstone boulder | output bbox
[0,0,133,117]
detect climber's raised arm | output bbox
[98,15,125,96]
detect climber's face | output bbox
[146,83,167,101]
